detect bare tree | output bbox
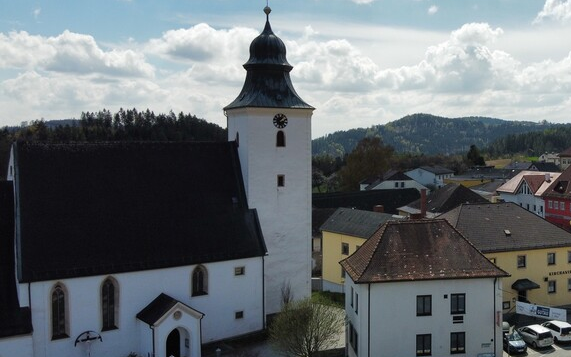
[269,298,344,357]
[281,280,293,306]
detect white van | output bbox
[541,320,571,343]
[517,324,554,348]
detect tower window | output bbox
[277,175,285,187]
[101,277,119,331]
[276,131,285,147]
[192,265,208,296]
[51,283,69,340]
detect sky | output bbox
[1,0,571,138]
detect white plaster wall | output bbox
[154,310,201,357]
[346,277,503,357]
[405,169,436,188]
[227,107,313,316]
[372,180,427,192]
[0,334,33,357]
[322,280,344,294]
[25,257,264,357]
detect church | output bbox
[0,6,313,357]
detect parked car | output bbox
[517,324,554,348]
[503,330,527,354]
[541,320,571,343]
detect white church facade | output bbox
[0,6,312,357]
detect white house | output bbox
[360,170,428,192]
[496,170,560,218]
[406,165,454,189]
[340,219,509,357]
[0,6,313,357]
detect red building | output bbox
[543,165,571,232]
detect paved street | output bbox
[503,342,571,357]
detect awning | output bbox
[511,279,540,291]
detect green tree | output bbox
[269,297,344,357]
[467,144,485,166]
[337,136,394,191]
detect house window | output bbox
[517,255,526,268]
[234,266,245,276]
[350,286,354,307]
[555,201,559,210]
[561,202,566,211]
[342,243,349,255]
[416,334,431,356]
[568,251,571,263]
[192,265,208,296]
[417,295,432,316]
[394,182,399,188]
[503,301,510,310]
[355,292,358,314]
[489,257,496,264]
[101,277,119,331]
[548,280,556,294]
[548,252,556,265]
[451,294,465,314]
[235,311,244,319]
[567,278,571,291]
[341,268,345,279]
[277,175,285,187]
[348,322,358,354]
[400,182,405,188]
[450,332,466,354]
[51,283,69,340]
[549,200,553,209]
[276,131,285,147]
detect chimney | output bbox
[420,188,427,218]
[545,173,551,182]
[373,205,384,213]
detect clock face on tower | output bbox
[273,113,288,129]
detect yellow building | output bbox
[440,202,571,311]
[320,208,402,292]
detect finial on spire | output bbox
[264,4,271,20]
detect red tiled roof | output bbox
[340,219,509,284]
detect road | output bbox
[503,342,571,357]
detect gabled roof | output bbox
[543,164,571,199]
[137,293,204,326]
[496,170,560,195]
[0,181,32,338]
[340,220,509,284]
[399,183,487,217]
[320,207,402,238]
[559,146,571,157]
[530,162,560,172]
[504,162,532,170]
[312,189,420,215]
[363,170,415,190]
[417,165,454,175]
[439,202,571,253]
[12,141,267,283]
[523,175,547,193]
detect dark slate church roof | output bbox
[0,181,32,337]
[12,141,266,283]
[224,7,313,110]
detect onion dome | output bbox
[224,6,313,110]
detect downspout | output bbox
[149,325,155,357]
[493,278,497,357]
[368,284,371,357]
[262,255,266,329]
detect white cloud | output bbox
[534,0,571,24]
[0,30,154,78]
[32,7,41,20]
[428,5,438,15]
[350,0,376,4]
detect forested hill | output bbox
[312,113,569,157]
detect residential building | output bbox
[360,169,428,192]
[313,189,420,214]
[398,183,488,218]
[543,164,571,231]
[440,202,571,311]
[538,152,560,166]
[405,165,454,189]
[340,220,509,357]
[559,146,571,170]
[320,207,402,292]
[497,170,560,218]
[0,6,312,357]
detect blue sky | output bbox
[1,0,570,137]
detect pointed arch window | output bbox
[276,131,286,147]
[192,265,208,296]
[51,283,69,340]
[101,277,119,331]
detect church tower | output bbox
[224,6,314,317]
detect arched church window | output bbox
[192,265,208,296]
[101,277,119,331]
[51,283,69,340]
[276,131,285,147]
